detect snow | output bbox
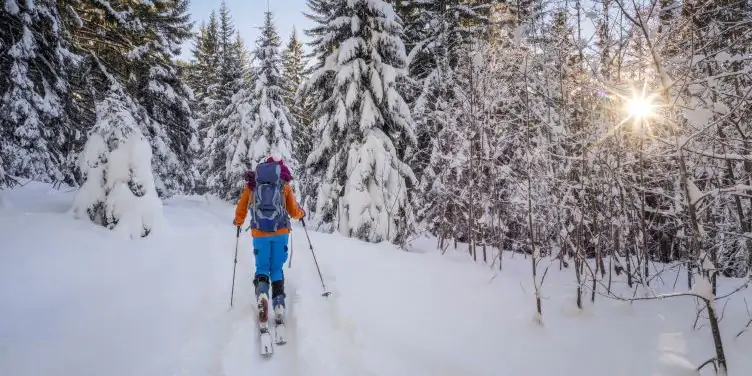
[687,178,703,206]
[4,0,19,15]
[655,332,701,376]
[2,183,752,376]
[72,91,164,239]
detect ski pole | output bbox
[230,226,241,307]
[301,219,331,297]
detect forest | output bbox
[2,0,751,302]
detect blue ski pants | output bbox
[253,233,289,282]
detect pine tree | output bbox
[250,12,295,170]
[200,12,294,200]
[129,0,198,196]
[184,16,220,194]
[236,34,254,87]
[282,28,313,178]
[189,12,225,195]
[72,86,163,239]
[303,0,417,244]
[199,87,252,200]
[189,12,221,121]
[218,1,243,107]
[407,0,490,231]
[0,154,9,188]
[196,2,252,198]
[301,0,340,206]
[52,0,198,237]
[1,0,81,185]
[303,0,339,71]
[59,0,197,197]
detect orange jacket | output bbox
[234,184,305,237]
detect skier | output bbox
[233,156,305,326]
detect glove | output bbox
[300,210,306,220]
[236,225,241,237]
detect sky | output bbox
[178,0,315,61]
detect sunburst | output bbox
[593,80,664,147]
[616,81,662,136]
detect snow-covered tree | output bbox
[192,2,255,198]
[674,0,752,279]
[72,87,163,239]
[300,0,340,206]
[303,0,340,71]
[303,0,417,244]
[187,14,220,98]
[282,28,313,180]
[188,12,222,132]
[249,12,295,170]
[0,0,81,185]
[217,1,244,108]
[195,89,248,200]
[406,0,490,232]
[187,13,224,195]
[0,154,10,188]
[129,0,198,196]
[199,12,294,200]
[57,0,198,197]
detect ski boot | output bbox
[254,275,273,356]
[271,279,287,345]
[254,275,271,329]
[271,279,286,325]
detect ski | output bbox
[258,295,273,356]
[259,326,273,356]
[273,306,287,345]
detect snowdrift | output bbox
[1,182,750,375]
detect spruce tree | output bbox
[250,12,295,170]
[0,154,9,188]
[1,0,81,185]
[59,0,197,197]
[301,0,339,206]
[196,2,253,199]
[238,34,255,86]
[303,0,340,71]
[200,12,293,200]
[282,28,313,179]
[303,0,417,244]
[129,0,198,196]
[407,0,490,229]
[218,1,244,107]
[189,12,221,124]
[184,16,220,194]
[189,11,225,195]
[57,0,195,236]
[72,86,163,239]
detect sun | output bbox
[616,82,662,135]
[626,95,655,120]
[591,81,665,147]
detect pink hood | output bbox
[245,158,292,189]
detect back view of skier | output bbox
[233,156,304,324]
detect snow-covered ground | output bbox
[1,182,751,375]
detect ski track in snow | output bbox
[2,182,752,376]
[0,183,362,376]
[290,230,371,376]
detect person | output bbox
[234,156,304,322]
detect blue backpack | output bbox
[250,162,290,232]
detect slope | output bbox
[0,182,299,376]
[1,182,751,375]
